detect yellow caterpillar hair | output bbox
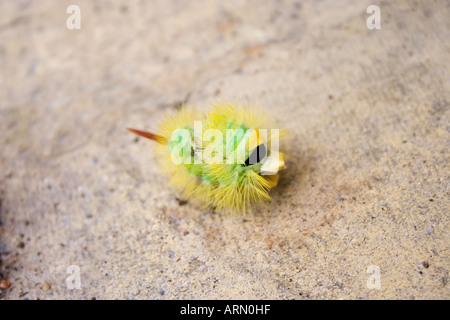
[128,101,286,213]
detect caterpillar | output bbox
[127,101,286,213]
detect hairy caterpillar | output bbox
[127,101,286,213]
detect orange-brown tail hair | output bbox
[127,128,167,144]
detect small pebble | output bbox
[0,279,11,289]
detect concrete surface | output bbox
[0,0,449,299]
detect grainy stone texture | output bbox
[0,0,449,300]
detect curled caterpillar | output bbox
[128,101,286,213]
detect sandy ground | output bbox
[0,0,449,300]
